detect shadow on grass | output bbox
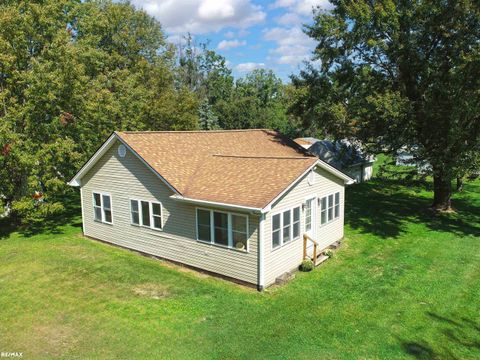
[401,341,438,360]
[0,191,82,240]
[400,312,480,359]
[345,178,480,238]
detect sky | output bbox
[129,0,333,80]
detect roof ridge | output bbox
[118,129,273,134]
[212,154,315,160]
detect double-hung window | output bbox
[334,192,340,218]
[304,198,313,232]
[293,207,300,239]
[272,214,281,248]
[196,209,249,251]
[93,192,112,224]
[328,194,334,221]
[320,192,341,225]
[320,197,327,225]
[130,199,162,230]
[272,206,301,249]
[283,211,291,243]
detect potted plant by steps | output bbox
[299,259,314,272]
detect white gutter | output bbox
[170,195,263,213]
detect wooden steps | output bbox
[315,254,329,266]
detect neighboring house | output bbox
[69,130,353,290]
[295,138,375,183]
[396,147,432,173]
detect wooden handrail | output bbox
[303,233,319,246]
[303,234,319,266]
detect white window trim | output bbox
[320,191,341,227]
[271,205,302,250]
[130,198,163,231]
[195,207,249,253]
[92,191,113,225]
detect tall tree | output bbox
[215,69,299,136]
[291,0,480,210]
[0,0,198,223]
[175,35,234,104]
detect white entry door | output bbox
[304,197,317,256]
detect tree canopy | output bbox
[0,0,198,223]
[291,0,480,210]
[0,1,299,223]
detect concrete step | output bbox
[315,255,329,266]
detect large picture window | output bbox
[130,199,162,230]
[196,209,249,251]
[272,206,301,249]
[93,192,112,224]
[320,192,341,225]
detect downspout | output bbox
[258,212,265,291]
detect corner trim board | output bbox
[258,212,265,290]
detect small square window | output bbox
[93,192,112,224]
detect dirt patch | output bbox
[31,323,77,357]
[132,283,172,299]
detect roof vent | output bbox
[307,169,315,185]
[118,144,126,158]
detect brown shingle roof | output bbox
[116,130,318,209]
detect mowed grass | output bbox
[1,176,479,359]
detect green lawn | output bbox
[1,176,479,359]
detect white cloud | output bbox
[263,0,332,68]
[224,31,236,39]
[236,62,265,72]
[130,0,266,35]
[263,27,315,66]
[271,0,332,15]
[217,39,247,50]
[270,0,297,9]
[275,12,302,26]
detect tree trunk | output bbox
[432,175,452,211]
[456,176,464,192]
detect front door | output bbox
[304,197,317,256]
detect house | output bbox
[396,146,432,173]
[294,138,375,183]
[69,130,353,290]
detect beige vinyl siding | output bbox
[80,140,259,285]
[263,167,345,287]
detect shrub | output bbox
[324,249,334,258]
[299,259,314,272]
